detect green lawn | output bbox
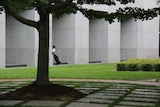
[0,63,160,81]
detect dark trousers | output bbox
[53,54,61,64]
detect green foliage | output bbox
[117,64,126,71]
[40,0,48,4]
[140,64,154,71]
[0,0,35,12]
[117,58,160,71]
[53,3,77,18]
[117,7,160,21]
[77,0,135,5]
[154,64,160,71]
[77,0,116,5]
[127,64,138,71]
[0,0,159,23]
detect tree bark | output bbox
[36,10,50,85]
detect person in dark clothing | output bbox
[52,45,61,65]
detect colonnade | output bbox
[0,0,159,68]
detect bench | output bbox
[53,62,68,65]
[89,61,102,63]
[6,64,27,68]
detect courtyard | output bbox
[0,79,160,107]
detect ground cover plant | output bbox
[117,58,160,71]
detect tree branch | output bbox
[5,4,38,29]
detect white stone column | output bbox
[89,19,120,63]
[137,0,159,59]
[6,10,38,67]
[52,12,89,64]
[52,14,75,64]
[89,19,108,63]
[49,14,53,66]
[74,12,89,64]
[121,0,159,60]
[0,12,6,68]
[121,19,159,60]
[121,19,138,60]
[108,21,121,63]
[137,18,159,59]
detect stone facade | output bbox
[0,0,159,68]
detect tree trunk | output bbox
[36,12,50,85]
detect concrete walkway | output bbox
[51,78,160,86]
[0,78,160,86]
[0,79,160,107]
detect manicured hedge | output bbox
[117,58,160,71]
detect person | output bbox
[52,45,61,65]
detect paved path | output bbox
[0,78,160,86]
[51,78,160,86]
[0,79,160,107]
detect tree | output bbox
[0,0,159,85]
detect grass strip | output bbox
[108,85,137,107]
[0,64,160,81]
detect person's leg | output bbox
[54,54,61,64]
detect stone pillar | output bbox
[107,21,121,63]
[121,18,159,60]
[52,12,89,64]
[89,19,120,63]
[121,19,138,60]
[121,0,159,60]
[0,12,6,68]
[89,19,108,63]
[137,18,159,59]
[6,10,38,67]
[74,12,89,64]
[49,14,53,66]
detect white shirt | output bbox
[52,48,56,55]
